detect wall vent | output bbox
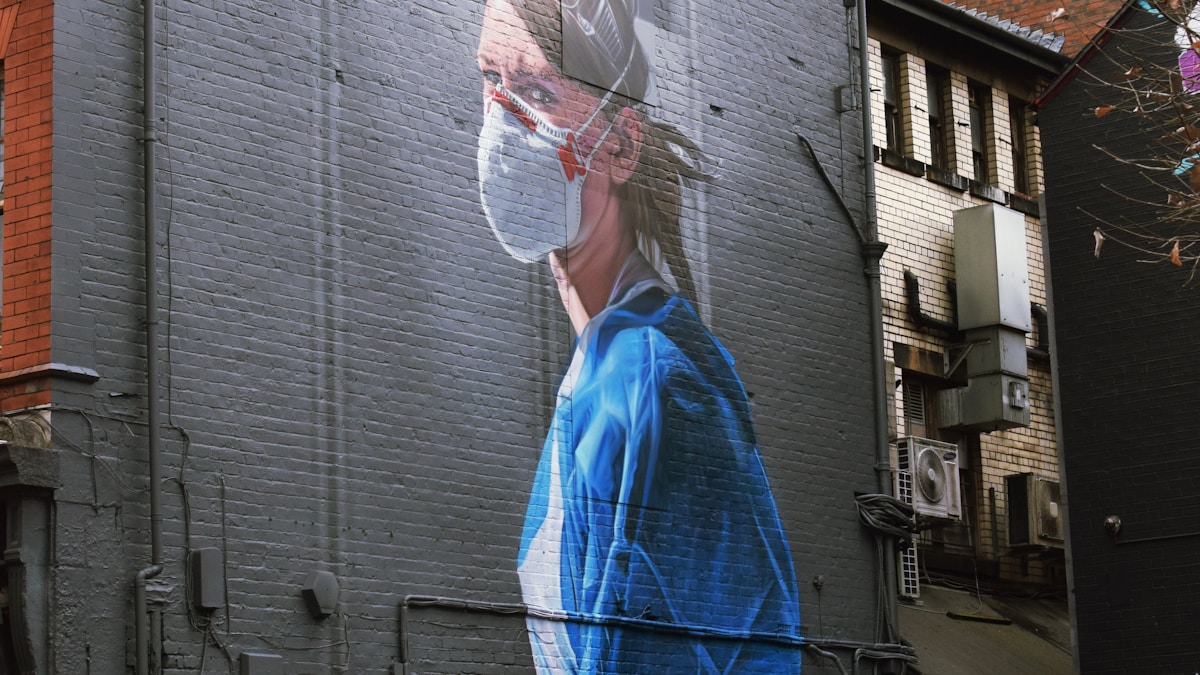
[893,452,921,599]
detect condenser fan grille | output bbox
[916,447,947,503]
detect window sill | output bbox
[1007,192,1040,217]
[926,166,967,192]
[968,180,1006,204]
[878,147,926,177]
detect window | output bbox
[926,65,951,168]
[1009,96,1030,195]
[968,80,992,183]
[881,49,904,154]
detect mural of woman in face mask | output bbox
[476,0,803,671]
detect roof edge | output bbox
[874,0,1071,75]
[1036,0,1140,107]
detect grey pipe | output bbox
[135,0,163,672]
[854,0,902,662]
[135,564,162,675]
[990,487,999,562]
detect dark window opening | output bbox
[881,49,904,154]
[926,65,950,169]
[1010,96,1030,195]
[968,80,991,183]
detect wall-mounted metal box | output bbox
[938,373,1031,432]
[188,547,224,612]
[239,652,284,675]
[962,326,1028,379]
[954,203,1031,332]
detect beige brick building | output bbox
[866,0,1069,591]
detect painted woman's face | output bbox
[476,0,606,142]
[475,0,633,263]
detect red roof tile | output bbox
[941,0,1127,56]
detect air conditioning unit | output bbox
[897,437,962,520]
[1006,473,1064,548]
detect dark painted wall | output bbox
[47,0,882,671]
[1041,6,1200,673]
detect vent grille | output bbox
[895,459,920,599]
[903,380,927,427]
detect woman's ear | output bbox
[607,106,643,185]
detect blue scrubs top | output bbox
[518,277,802,674]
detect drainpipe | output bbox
[135,0,164,672]
[854,0,901,658]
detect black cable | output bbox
[856,492,918,549]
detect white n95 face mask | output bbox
[477,84,613,263]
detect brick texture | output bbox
[0,0,53,408]
[1041,6,1200,673]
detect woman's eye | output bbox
[482,70,502,87]
[526,86,555,106]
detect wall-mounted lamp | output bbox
[1104,515,1122,541]
[302,570,339,619]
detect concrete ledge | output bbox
[0,362,100,388]
[0,443,59,490]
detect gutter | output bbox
[135,0,164,672]
[855,0,902,663]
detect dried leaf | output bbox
[1095,105,1116,118]
[1049,7,1067,20]
[1171,239,1183,266]
[1192,40,1200,51]
[1094,228,1106,258]
[1122,67,1142,79]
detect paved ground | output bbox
[899,583,1073,674]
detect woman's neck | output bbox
[550,233,646,335]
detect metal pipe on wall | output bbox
[853,0,902,665]
[135,0,164,671]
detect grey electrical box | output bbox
[239,652,284,675]
[188,547,224,612]
[954,203,1031,332]
[302,570,339,619]
[938,373,1031,432]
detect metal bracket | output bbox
[944,339,991,378]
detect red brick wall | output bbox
[0,0,54,411]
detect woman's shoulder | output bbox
[590,288,711,370]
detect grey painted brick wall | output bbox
[47,0,880,672]
[1042,6,1200,673]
